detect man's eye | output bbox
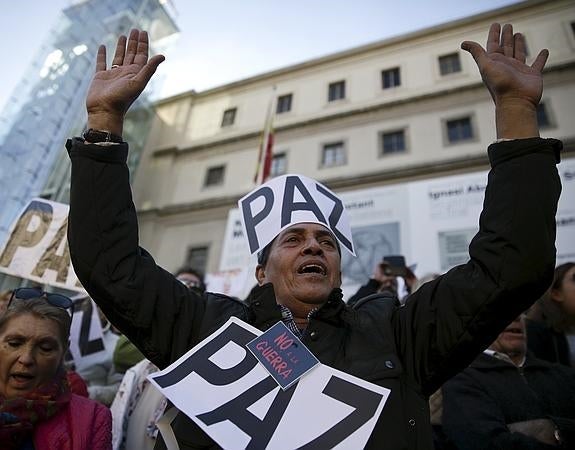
[321,239,336,247]
[7,341,22,348]
[40,346,55,352]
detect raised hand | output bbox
[461,23,549,139]
[86,29,165,136]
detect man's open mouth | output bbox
[297,263,327,276]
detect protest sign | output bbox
[66,296,108,372]
[246,322,319,390]
[149,317,389,449]
[0,198,84,292]
[238,174,355,256]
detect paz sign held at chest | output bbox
[239,174,355,256]
[149,318,389,449]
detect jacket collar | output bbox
[244,283,346,330]
[471,351,553,370]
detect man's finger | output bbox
[531,49,549,73]
[124,29,139,65]
[486,23,501,54]
[501,24,514,58]
[513,33,526,64]
[133,54,165,86]
[96,45,107,73]
[133,30,150,67]
[461,41,488,68]
[112,35,127,67]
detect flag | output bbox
[254,93,275,185]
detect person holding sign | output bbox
[67,24,562,449]
[0,289,111,449]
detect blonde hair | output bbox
[0,296,71,347]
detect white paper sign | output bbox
[238,174,355,256]
[66,296,107,372]
[0,198,84,292]
[149,317,389,449]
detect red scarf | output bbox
[0,368,71,450]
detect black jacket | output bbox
[67,137,562,449]
[442,352,575,449]
[527,318,572,367]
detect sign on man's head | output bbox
[239,174,355,256]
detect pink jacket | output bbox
[34,394,112,450]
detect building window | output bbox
[204,165,225,187]
[438,53,461,75]
[186,246,208,273]
[381,67,401,89]
[571,21,575,37]
[321,142,346,167]
[270,153,287,177]
[380,130,406,154]
[221,108,236,127]
[537,102,552,128]
[276,94,292,114]
[328,81,346,102]
[446,117,473,143]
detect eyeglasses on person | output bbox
[9,287,74,317]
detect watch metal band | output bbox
[83,128,123,143]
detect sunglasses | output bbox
[9,288,74,317]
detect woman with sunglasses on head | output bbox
[0,288,112,450]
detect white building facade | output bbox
[132,0,575,297]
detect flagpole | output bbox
[254,87,276,185]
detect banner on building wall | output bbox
[217,160,575,297]
[0,198,84,292]
[339,185,410,290]
[556,158,575,264]
[406,172,488,275]
[149,317,390,449]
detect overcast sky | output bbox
[0,0,522,111]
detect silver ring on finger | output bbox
[111,64,120,69]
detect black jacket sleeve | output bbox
[67,139,208,369]
[347,278,381,306]
[390,138,562,394]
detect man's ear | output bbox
[550,288,564,303]
[255,264,266,286]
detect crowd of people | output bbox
[1,257,573,449]
[0,21,572,450]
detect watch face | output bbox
[83,128,122,143]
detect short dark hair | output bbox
[0,297,71,348]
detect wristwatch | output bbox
[82,128,123,143]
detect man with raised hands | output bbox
[67,24,562,449]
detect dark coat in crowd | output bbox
[442,352,575,449]
[67,136,562,450]
[527,318,572,366]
